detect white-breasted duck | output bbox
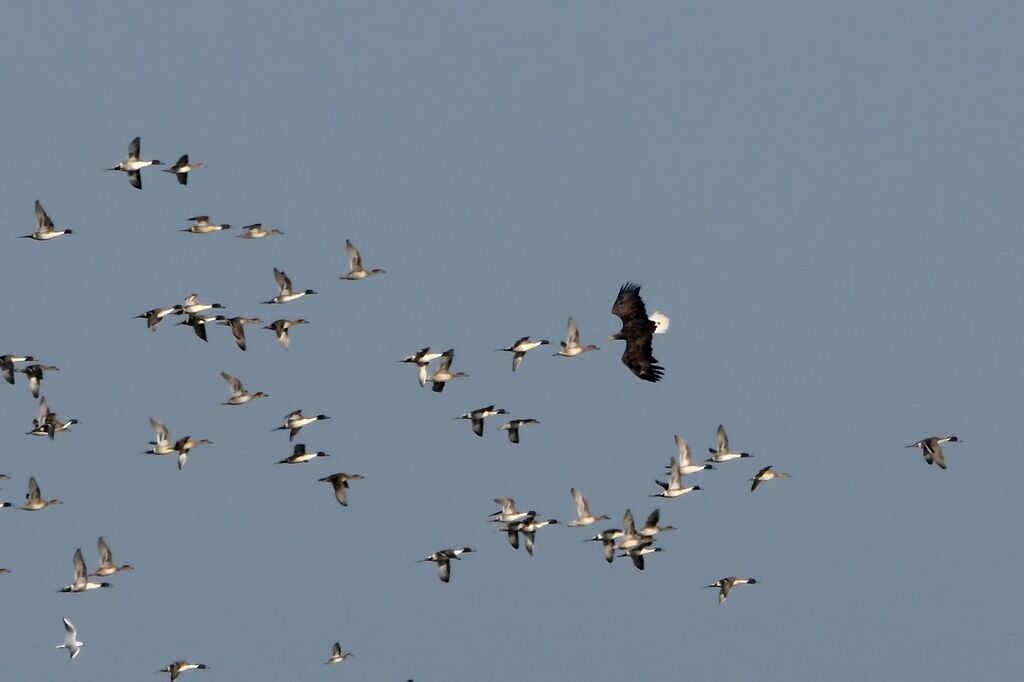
[135,305,183,331]
[176,313,220,342]
[585,528,624,563]
[275,409,329,441]
[28,396,77,438]
[517,515,559,556]
[706,577,757,604]
[399,347,444,387]
[60,548,111,593]
[163,155,206,185]
[159,661,209,681]
[18,363,58,399]
[670,435,714,475]
[264,268,317,304]
[417,547,472,583]
[220,372,268,405]
[21,200,74,241]
[1,354,34,384]
[906,436,960,470]
[427,350,468,393]
[339,239,385,280]
[555,317,599,358]
[276,443,329,465]
[145,418,177,456]
[489,498,533,524]
[237,223,284,239]
[325,642,353,664]
[653,459,702,498]
[181,293,225,315]
[567,488,610,527]
[706,424,752,463]
[616,509,646,552]
[497,336,549,372]
[499,418,539,444]
[455,405,507,437]
[263,318,307,350]
[180,215,229,234]
[318,472,363,506]
[750,465,791,492]
[91,537,134,576]
[22,476,63,511]
[618,543,663,571]
[106,136,161,189]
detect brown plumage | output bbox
[609,282,663,382]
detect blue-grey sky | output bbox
[2,2,1023,680]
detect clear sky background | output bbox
[2,2,1023,680]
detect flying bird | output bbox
[399,347,444,387]
[22,200,74,240]
[1,354,34,384]
[609,282,664,382]
[750,465,791,492]
[263,318,308,350]
[106,136,161,189]
[60,548,111,592]
[180,215,230,234]
[670,435,714,475]
[275,409,329,441]
[427,350,468,393]
[706,424,752,463]
[276,443,329,465]
[417,547,472,583]
[906,436,960,470]
[91,537,134,576]
[497,336,549,372]
[56,618,83,659]
[22,476,63,511]
[339,239,385,280]
[555,317,599,357]
[454,405,507,437]
[499,418,540,444]
[159,661,209,681]
[237,223,284,239]
[18,363,59,399]
[163,154,206,185]
[567,488,610,527]
[220,372,268,405]
[319,472,364,506]
[706,577,758,604]
[216,316,262,351]
[135,305,183,331]
[325,642,354,664]
[653,458,702,498]
[264,268,317,304]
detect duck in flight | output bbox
[706,576,757,604]
[325,642,354,664]
[22,201,73,241]
[497,336,549,372]
[339,239,385,280]
[106,136,161,189]
[555,317,599,358]
[455,405,507,437]
[417,547,472,583]
[499,418,540,444]
[706,424,752,463]
[163,154,206,185]
[264,268,317,304]
[906,436,960,470]
[427,350,468,393]
[60,548,111,593]
[750,465,791,491]
[399,347,444,387]
[318,472,364,506]
[263,319,308,349]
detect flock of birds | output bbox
[3,136,964,678]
